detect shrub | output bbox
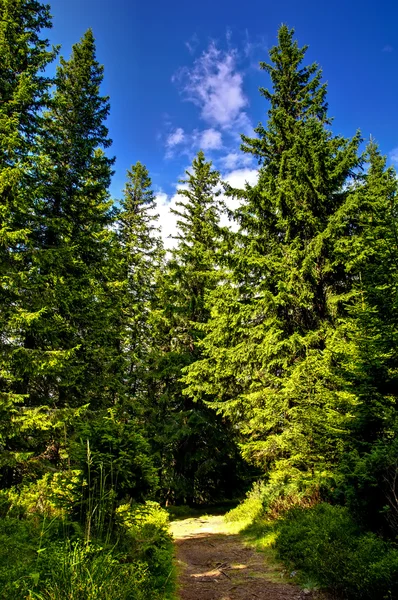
[276,503,398,599]
[225,477,319,524]
[0,500,175,600]
[1,472,83,520]
[0,517,42,599]
[115,501,175,598]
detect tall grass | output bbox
[82,440,116,544]
[29,541,150,600]
[0,446,176,600]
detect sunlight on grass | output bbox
[224,516,289,584]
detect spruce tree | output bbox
[0,0,55,485]
[84,162,166,507]
[117,162,163,399]
[153,151,245,504]
[185,26,361,492]
[0,29,118,487]
[0,0,55,161]
[32,28,116,411]
[329,143,398,531]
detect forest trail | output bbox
[170,515,318,600]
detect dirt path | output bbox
[170,515,320,600]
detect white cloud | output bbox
[223,167,258,189]
[200,128,223,150]
[154,192,168,205]
[155,192,179,251]
[232,111,253,138]
[164,127,224,158]
[174,42,250,132]
[166,127,185,148]
[390,147,398,166]
[166,39,257,160]
[220,152,253,170]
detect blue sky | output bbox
[49,0,398,243]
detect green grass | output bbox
[0,501,176,600]
[0,456,177,600]
[239,520,288,584]
[275,503,398,599]
[224,490,398,600]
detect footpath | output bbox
[170,514,325,600]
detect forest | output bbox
[0,1,398,598]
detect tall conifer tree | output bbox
[328,142,398,531]
[153,151,245,504]
[1,28,118,486]
[31,28,116,411]
[117,162,163,399]
[186,27,361,491]
[0,0,55,485]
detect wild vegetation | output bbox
[0,1,397,597]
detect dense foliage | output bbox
[0,2,397,596]
[276,504,398,599]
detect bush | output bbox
[115,501,175,597]
[0,517,42,598]
[276,503,398,599]
[0,472,84,521]
[0,501,175,600]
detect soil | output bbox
[170,515,329,600]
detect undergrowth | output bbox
[225,481,398,599]
[0,481,176,600]
[276,503,398,599]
